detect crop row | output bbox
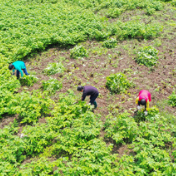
[0,0,165,62]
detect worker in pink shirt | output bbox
[135,90,151,115]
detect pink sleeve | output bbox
[148,92,151,102]
[139,90,143,96]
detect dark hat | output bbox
[77,86,84,91]
[140,99,146,105]
[8,64,14,70]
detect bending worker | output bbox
[9,61,29,79]
[136,90,151,115]
[77,85,99,110]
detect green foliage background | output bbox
[0,0,176,175]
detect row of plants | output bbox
[63,0,164,13]
[1,96,176,175]
[0,0,164,62]
[104,108,176,175]
[0,91,120,175]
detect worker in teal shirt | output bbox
[9,61,29,79]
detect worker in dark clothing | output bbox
[9,61,29,79]
[77,85,99,109]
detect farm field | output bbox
[1,0,176,175]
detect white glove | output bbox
[144,111,148,116]
[20,133,27,138]
[137,105,141,110]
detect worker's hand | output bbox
[144,111,148,116]
[137,105,141,110]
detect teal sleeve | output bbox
[20,69,24,77]
[12,69,15,73]
[16,66,24,77]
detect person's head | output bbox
[139,99,146,105]
[8,64,14,70]
[77,86,84,92]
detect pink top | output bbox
[138,90,151,102]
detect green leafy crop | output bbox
[106,8,122,18]
[105,112,138,144]
[41,78,62,94]
[20,75,38,86]
[102,38,117,48]
[172,0,176,6]
[134,106,160,122]
[44,62,65,75]
[106,72,131,93]
[168,91,176,107]
[116,21,163,40]
[135,46,159,67]
[70,45,88,59]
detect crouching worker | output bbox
[77,85,99,110]
[136,90,151,116]
[9,61,29,79]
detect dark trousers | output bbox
[17,64,29,79]
[138,101,146,110]
[90,93,99,109]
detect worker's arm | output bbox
[146,100,149,111]
[81,92,86,101]
[12,69,15,75]
[135,97,139,105]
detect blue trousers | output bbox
[17,63,29,78]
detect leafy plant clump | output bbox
[172,0,176,6]
[44,62,65,75]
[135,46,159,67]
[41,78,62,94]
[106,73,131,93]
[134,106,159,122]
[102,38,117,48]
[146,7,156,15]
[104,112,138,144]
[116,21,163,40]
[20,75,38,86]
[168,91,176,107]
[70,45,88,59]
[106,8,122,18]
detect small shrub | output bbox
[151,2,163,11]
[41,78,62,94]
[106,73,131,94]
[146,7,155,15]
[172,0,176,6]
[44,62,65,75]
[168,91,176,107]
[20,75,38,86]
[135,46,159,67]
[106,8,122,18]
[105,112,138,144]
[102,38,117,48]
[70,45,88,59]
[134,106,159,122]
[116,21,163,40]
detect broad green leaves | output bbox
[135,46,159,67]
[70,45,88,59]
[106,72,132,94]
[44,62,65,75]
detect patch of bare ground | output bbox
[21,34,176,122]
[0,114,18,129]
